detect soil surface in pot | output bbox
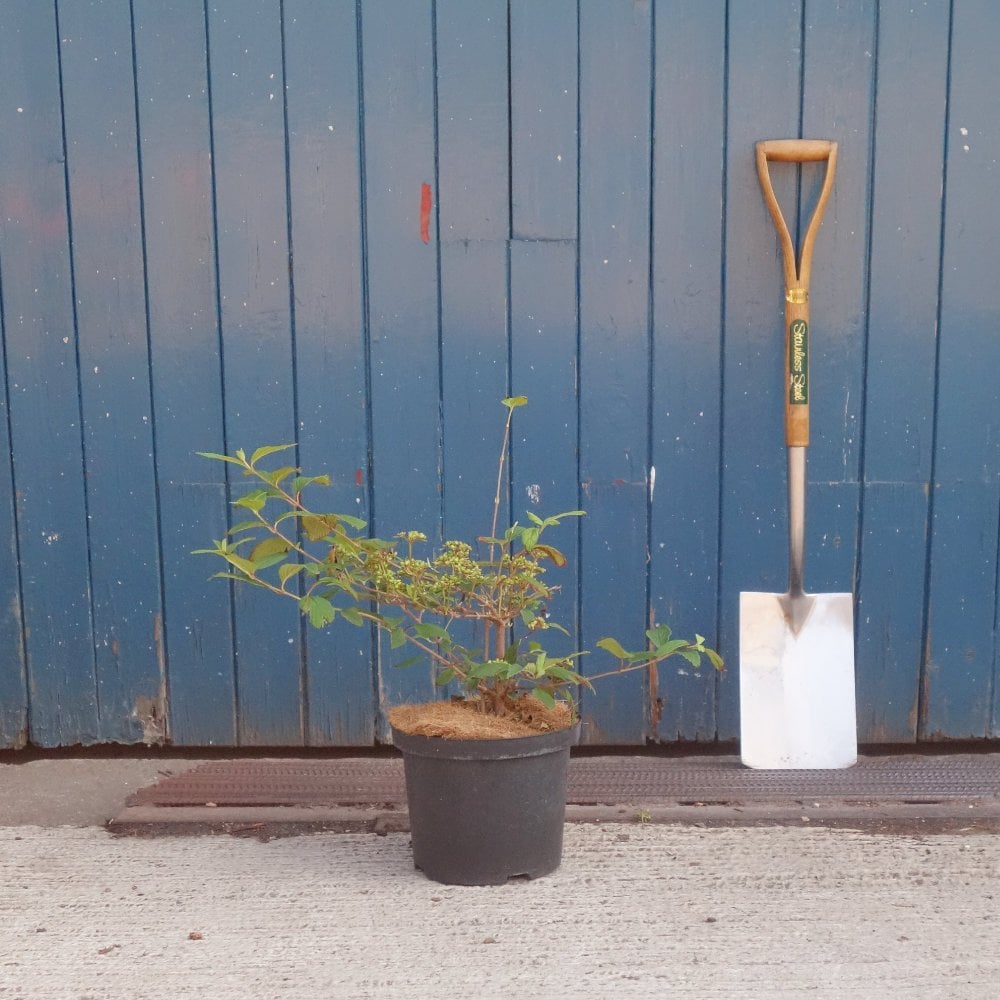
[388,698,574,740]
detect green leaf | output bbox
[340,607,365,627]
[526,511,545,527]
[291,474,332,494]
[278,563,306,587]
[250,537,290,561]
[467,660,507,679]
[542,665,580,683]
[550,510,586,520]
[531,688,556,709]
[389,628,407,650]
[300,595,336,629]
[434,667,456,686]
[706,648,725,672]
[220,552,256,576]
[413,622,450,642]
[653,638,691,659]
[503,641,520,664]
[227,519,263,535]
[262,466,297,487]
[502,395,528,409]
[233,490,269,513]
[197,451,247,467]
[646,624,673,647]
[520,526,540,550]
[302,515,337,541]
[252,552,291,572]
[679,649,702,668]
[336,512,368,531]
[250,444,296,465]
[596,637,628,660]
[394,655,424,671]
[225,537,256,551]
[531,544,566,567]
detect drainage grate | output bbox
[130,760,406,807]
[128,755,1000,809]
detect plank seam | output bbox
[573,0,584,713]
[714,0,732,741]
[644,0,657,741]
[919,0,956,739]
[201,0,241,744]
[431,0,446,547]
[354,0,381,735]
[128,0,170,742]
[277,0,309,746]
[0,186,29,746]
[853,0,881,733]
[52,0,100,727]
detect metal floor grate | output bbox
[129,755,1000,809]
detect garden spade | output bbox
[739,139,856,769]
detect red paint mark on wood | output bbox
[420,183,432,243]
[355,468,364,488]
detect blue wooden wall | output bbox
[0,0,997,747]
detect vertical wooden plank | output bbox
[437,0,509,553]
[0,1,99,745]
[437,0,508,675]
[510,0,577,240]
[796,0,875,606]
[996,527,1000,739]
[361,1,441,723]
[436,0,508,244]
[723,2,875,741]
[509,0,579,672]
[133,0,235,747]
[718,1,803,740]
[207,0,302,745]
[510,242,579,661]
[0,5,28,741]
[58,0,164,744]
[856,0,949,742]
[578,0,652,744]
[649,0,726,741]
[795,1,875,750]
[924,0,1000,738]
[438,236,507,677]
[0,301,26,747]
[440,241,508,542]
[283,0,374,745]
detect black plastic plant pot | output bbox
[390,722,580,886]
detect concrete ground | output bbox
[0,758,209,827]
[1,757,999,999]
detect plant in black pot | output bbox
[196,397,723,885]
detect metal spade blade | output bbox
[739,140,857,770]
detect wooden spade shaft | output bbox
[755,139,838,623]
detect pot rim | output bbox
[390,720,580,761]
